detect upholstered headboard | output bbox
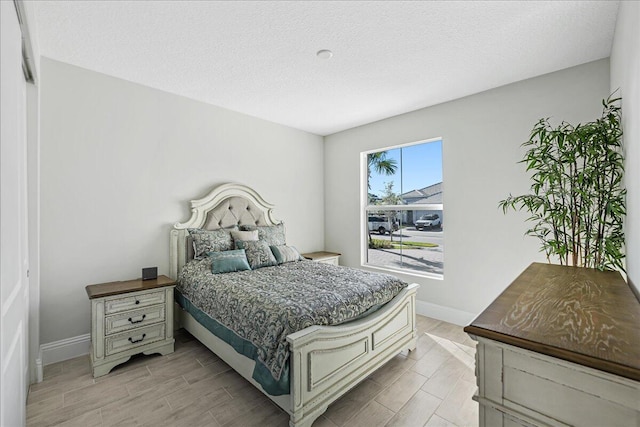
[169,183,280,279]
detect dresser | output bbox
[86,275,176,377]
[302,251,341,265]
[464,263,640,427]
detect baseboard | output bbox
[36,304,472,368]
[40,334,90,367]
[415,300,476,326]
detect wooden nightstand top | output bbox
[86,275,176,299]
[302,251,341,261]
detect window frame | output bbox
[360,137,444,280]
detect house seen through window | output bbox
[364,138,443,278]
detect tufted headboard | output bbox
[169,183,280,279]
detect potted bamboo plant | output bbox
[499,95,625,271]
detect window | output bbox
[363,138,443,278]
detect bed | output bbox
[169,183,419,427]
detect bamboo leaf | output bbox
[498,94,625,271]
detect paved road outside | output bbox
[367,227,444,275]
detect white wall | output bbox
[611,1,640,297]
[324,59,611,322]
[39,58,325,344]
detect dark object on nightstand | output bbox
[142,267,158,280]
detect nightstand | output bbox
[85,275,176,377]
[302,251,341,266]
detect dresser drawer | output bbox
[104,290,165,314]
[502,349,639,426]
[105,323,166,356]
[104,304,165,335]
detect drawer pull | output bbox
[135,300,140,305]
[128,333,146,344]
[128,314,146,324]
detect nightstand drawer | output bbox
[105,323,166,356]
[104,290,165,314]
[316,257,339,265]
[105,304,165,335]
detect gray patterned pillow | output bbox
[270,245,303,264]
[188,227,238,259]
[240,223,286,246]
[259,223,286,246]
[235,240,277,269]
[239,224,258,231]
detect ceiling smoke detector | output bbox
[316,49,333,59]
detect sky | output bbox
[369,139,443,197]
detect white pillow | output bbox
[231,229,259,245]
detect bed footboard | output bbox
[286,282,419,427]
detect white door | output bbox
[1,1,30,425]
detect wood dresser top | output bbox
[85,275,176,299]
[464,262,640,381]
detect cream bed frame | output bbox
[169,183,419,427]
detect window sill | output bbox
[361,263,444,281]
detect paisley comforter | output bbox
[177,259,407,383]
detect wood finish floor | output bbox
[27,316,478,427]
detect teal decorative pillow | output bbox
[270,245,303,264]
[258,223,286,246]
[188,227,238,259]
[208,249,251,274]
[236,240,277,269]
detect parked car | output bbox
[368,216,399,235]
[414,214,441,230]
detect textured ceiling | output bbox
[32,1,619,136]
